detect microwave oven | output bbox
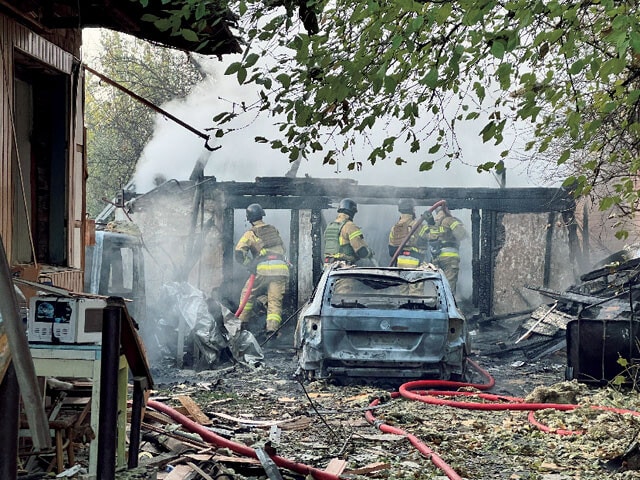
[27,296,107,344]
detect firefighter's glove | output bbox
[423,212,436,226]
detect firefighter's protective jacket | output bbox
[430,216,466,246]
[323,213,371,264]
[234,220,289,277]
[388,213,430,267]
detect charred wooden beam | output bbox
[222,207,235,307]
[543,212,555,288]
[201,177,574,213]
[289,210,299,311]
[471,208,481,308]
[311,209,323,287]
[479,211,498,316]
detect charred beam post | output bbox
[479,210,498,316]
[289,209,300,311]
[543,212,555,288]
[222,207,235,307]
[311,209,323,287]
[582,202,590,268]
[471,208,481,308]
[128,376,147,469]
[562,208,583,280]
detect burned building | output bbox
[128,176,582,326]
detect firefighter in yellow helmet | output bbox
[235,203,289,333]
[428,201,467,294]
[323,198,375,266]
[388,198,432,268]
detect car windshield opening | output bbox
[329,276,440,309]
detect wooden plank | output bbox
[175,395,212,426]
[324,458,347,475]
[344,462,391,475]
[164,464,195,480]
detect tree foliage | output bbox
[85,31,206,217]
[135,1,640,220]
[233,2,639,209]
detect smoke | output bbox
[124,52,544,305]
[129,52,548,192]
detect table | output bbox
[29,344,128,477]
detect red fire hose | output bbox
[235,273,256,317]
[389,199,447,267]
[366,358,640,479]
[147,400,340,480]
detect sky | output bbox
[82,29,555,194]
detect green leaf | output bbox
[618,357,629,368]
[421,68,438,88]
[419,161,434,171]
[558,150,570,165]
[255,136,269,143]
[181,29,199,42]
[237,67,247,84]
[195,2,206,20]
[225,62,241,75]
[612,375,626,386]
[490,40,505,59]
[276,73,291,89]
[244,53,260,68]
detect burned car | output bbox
[294,263,470,382]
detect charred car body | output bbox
[295,263,470,382]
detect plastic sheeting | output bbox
[154,282,263,369]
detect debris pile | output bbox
[476,254,640,382]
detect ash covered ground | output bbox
[136,316,640,480]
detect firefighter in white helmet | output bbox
[428,201,467,294]
[235,203,289,333]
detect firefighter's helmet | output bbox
[246,203,265,222]
[338,198,358,218]
[398,198,415,214]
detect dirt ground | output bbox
[131,315,640,480]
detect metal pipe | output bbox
[83,65,219,151]
[97,304,122,480]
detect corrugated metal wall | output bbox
[1,11,85,290]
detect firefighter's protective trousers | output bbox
[239,271,288,331]
[436,247,460,294]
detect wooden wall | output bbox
[0,10,85,290]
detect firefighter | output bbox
[388,198,432,268]
[323,198,375,266]
[429,201,468,294]
[235,203,289,333]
